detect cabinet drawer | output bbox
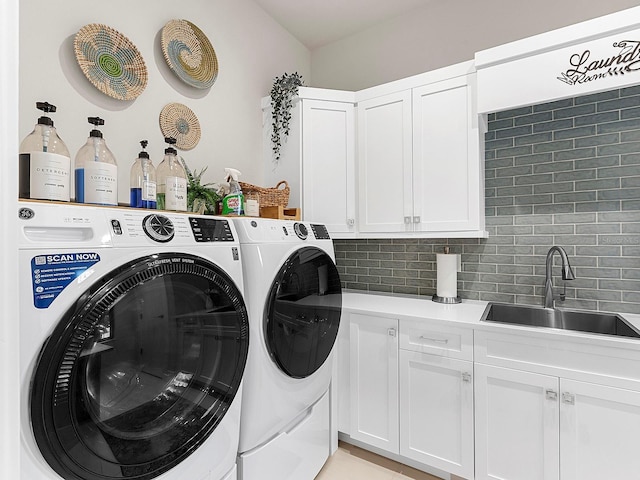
[399,319,473,360]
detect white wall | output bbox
[19,0,311,204]
[1,0,20,477]
[311,0,640,90]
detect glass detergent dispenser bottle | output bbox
[156,137,187,211]
[129,140,157,209]
[74,117,118,205]
[19,101,71,201]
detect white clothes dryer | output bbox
[233,218,342,480]
[19,202,249,480]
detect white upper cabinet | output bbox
[356,61,486,238]
[262,88,356,238]
[357,90,413,234]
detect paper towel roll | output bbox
[436,253,458,298]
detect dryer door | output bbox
[31,253,249,480]
[264,246,342,379]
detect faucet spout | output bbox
[544,246,575,309]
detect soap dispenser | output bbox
[74,117,118,205]
[19,101,71,201]
[130,140,157,209]
[156,137,187,211]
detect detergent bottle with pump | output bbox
[156,137,187,211]
[221,168,244,215]
[129,140,157,209]
[74,117,118,205]
[19,101,71,201]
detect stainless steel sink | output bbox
[481,303,640,338]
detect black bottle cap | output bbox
[88,117,105,138]
[35,102,56,126]
[164,137,177,155]
[139,140,149,158]
[37,116,54,126]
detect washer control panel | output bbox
[142,214,175,243]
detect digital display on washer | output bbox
[189,217,235,242]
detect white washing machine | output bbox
[233,218,342,480]
[19,201,250,480]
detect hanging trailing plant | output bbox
[270,72,304,162]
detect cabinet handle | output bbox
[404,216,411,224]
[545,389,558,401]
[413,216,420,223]
[419,336,449,344]
[347,218,355,226]
[462,372,472,383]
[388,328,397,337]
[562,392,575,405]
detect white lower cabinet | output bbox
[400,351,474,479]
[475,363,640,480]
[349,312,399,453]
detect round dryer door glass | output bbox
[30,253,249,480]
[264,246,342,378]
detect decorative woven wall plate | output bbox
[161,19,218,89]
[74,24,148,101]
[159,103,201,150]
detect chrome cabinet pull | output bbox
[419,336,449,344]
[347,218,355,226]
[562,392,575,405]
[545,389,558,401]
[404,216,411,224]
[388,328,396,337]
[462,372,472,383]
[413,216,420,223]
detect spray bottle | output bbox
[221,168,244,215]
[19,101,70,201]
[74,117,118,205]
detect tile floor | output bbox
[315,441,464,480]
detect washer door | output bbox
[31,253,249,480]
[264,246,342,379]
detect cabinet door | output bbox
[560,379,640,480]
[357,91,413,233]
[336,310,351,434]
[302,100,356,235]
[349,313,399,453]
[399,351,474,479]
[475,364,559,480]
[412,75,482,232]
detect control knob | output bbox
[293,222,308,240]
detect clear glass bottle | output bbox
[130,140,157,209]
[19,101,71,201]
[156,137,187,211]
[74,117,118,205]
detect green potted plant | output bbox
[270,72,304,162]
[180,157,221,214]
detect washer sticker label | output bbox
[31,253,101,309]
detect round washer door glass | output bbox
[31,253,249,480]
[264,246,342,378]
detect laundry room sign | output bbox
[31,252,100,308]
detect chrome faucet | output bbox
[544,246,575,308]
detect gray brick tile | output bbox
[576,111,619,127]
[575,90,619,105]
[598,141,640,156]
[575,133,619,147]
[533,119,574,133]
[597,118,640,134]
[514,173,554,185]
[622,269,640,279]
[515,111,553,126]
[554,103,596,119]
[621,106,640,120]
[576,223,620,234]
[485,138,515,150]
[534,98,574,111]
[574,155,619,169]
[534,182,574,194]
[498,263,534,274]
[574,267,620,279]
[515,132,553,146]
[621,153,640,165]
[598,211,640,222]
[599,188,640,200]
[575,178,620,191]
[485,177,515,188]
[514,194,554,205]
[621,86,640,97]
[576,289,621,301]
[620,129,640,142]
[555,213,597,223]
[487,117,514,131]
[555,147,596,161]
[495,125,533,139]
[498,284,536,295]
[535,224,574,234]
[576,201,620,212]
[622,200,640,210]
[368,284,393,293]
[496,165,533,177]
[597,95,640,112]
[532,140,574,153]
[496,185,533,197]
[554,125,597,140]
[600,235,640,246]
[497,206,534,215]
[599,301,640,314]
[514,153,554,166]
[533,160,575,174]
[496,106,533,119]
[496,145,533,158]
[554,170,596,182]
[554,191,596,203]
[598,165,640,178]
[534,204,575,214]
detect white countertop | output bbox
[342,291,640,349]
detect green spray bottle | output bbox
[221,168,244,215]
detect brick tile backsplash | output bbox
[334,86,640,314]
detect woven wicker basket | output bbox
[239,180,289,207]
